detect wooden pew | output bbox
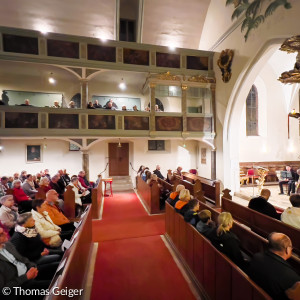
[197,201,300,273]
[136,176,162,214]
[182,172,221,207]
[221,196,300,256]
[173,175,204,202]
[45,204,93,300]
[157,178,175,193]
[91,179,103,219]
[165,202,271,300]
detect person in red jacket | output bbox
[12,180,32,212]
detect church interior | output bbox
[0,0,300,299]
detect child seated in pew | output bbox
[183,199,200,226]
[175,189,192,216]
[196,209,216,238]
[208,212,248,271]
[166,184,185,207]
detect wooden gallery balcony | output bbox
[0,106,215,139]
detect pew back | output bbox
[165,203,271,300]
[91,181,103,219]
[221,197,300,256]
[46,205,93,300]
[182,172,221,207]
[136,176,161,214]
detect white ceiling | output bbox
[0,0,211,49]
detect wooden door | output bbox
[108,143,129,176]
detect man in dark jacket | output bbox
[153,165,165,180]
[248,232,300,300]
[248,189,280,220]
[0,228,50,299]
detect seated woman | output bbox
[0,227,51,299]
[12,179,33,212]
[10,213,62,268]
[0,195,19,236]
[22,174,38,199]
[196,209,216,238]
[175,189,191,215]
[67,176,91,216]
[31,199,72,247]
[39,177,52,194]
[166,184,185,207]
[183,199,200,226]
[208,212,246,270]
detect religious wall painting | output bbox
[48,114,79,129]
[88,115,116,130]
[156,52,180,68]
[187,117,212,132]
[124,116,149,130]
[47,39,79,59]
[26,145,42,163]
[87,44,116,62]
[186,56,209,71]
[155,116,182,131]
[123,48,149,66]
[5,112,38,128]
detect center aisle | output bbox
[90,190,197,300]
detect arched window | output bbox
[246,85,258,136]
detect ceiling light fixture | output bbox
[48,73,56,84]
[119,78,126,90]
[117,138,122,147]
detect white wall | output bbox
[0,139,82,177]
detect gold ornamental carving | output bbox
[149,82,156,89]
[187,75,216,83]
[154,71,180,81]
[279,36,300,84]
[217,49,234,83]
[181,85,188,91]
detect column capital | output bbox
[181,84,188,91]
[150,82,156,89]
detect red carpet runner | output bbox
[91,191,196,300]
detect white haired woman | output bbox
[0,195,19,236]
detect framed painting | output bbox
[26,145,42,163]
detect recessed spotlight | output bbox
[49,77,56,84]
[168,45,176,51]
[119,78,126,90]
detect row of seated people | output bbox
[247,188,300,229]
[0,169,95,217]
[138,164,184,182]
[0,192,78,299]
[167,188,300,300]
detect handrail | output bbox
[130,162,138,173]
[99,162,109,174]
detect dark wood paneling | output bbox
[187,117,212,132]
[87,44,116,62]
[3,34,38,55]
[109,143,129,176]
[203,241,216,300]
[123,48,149,66]
[47,39,79,59]
[193,229,204,285]
[186,55,209,70]
[49,114,78,129]
[124,116,149,130]
[155,116,182,131]
[88,115,115,129]
[5,112,38,128]
[156,52,180,68]
[231,267,253,300]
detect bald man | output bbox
[248,189,280,220]
[249,232,300,300]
